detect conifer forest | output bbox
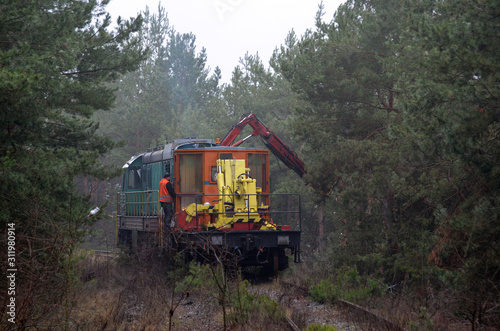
[1,0,499,330]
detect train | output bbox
[116,114,305,274]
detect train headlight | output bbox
[212,235,223,245]
[278,235,289,245]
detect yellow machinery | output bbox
[183,159,275,230]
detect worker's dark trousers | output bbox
[161,202,173,229]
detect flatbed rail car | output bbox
[116,138,302,272]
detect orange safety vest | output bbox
[159,178,173,203]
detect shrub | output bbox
[310,279,339,304]
[309,266,384,305]
[304,324,339,331]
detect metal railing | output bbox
[117,190,161,217]
[116,190,301,231]
[187,193,302,231]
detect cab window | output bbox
[248,154,266,190]
[179,154,202,193]
[128,166,142,189]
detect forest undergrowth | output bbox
[39,249,499,331]
[50,248,292,331]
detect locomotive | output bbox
[116,114,305,274]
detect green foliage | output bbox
[310,279,339,304]
[408,307,434,331]
[305,324,339,331]
[399,0,500,322]
[309,267,384,305]
[0,0,145,327]
[274,1,500,325]
[175,262,285,327]
[96,4,223,160]
[175,261,215,294]
[228,280,285,326]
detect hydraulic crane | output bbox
[219,113,306,178]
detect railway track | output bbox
[92,249,117,258]
[274,281,407,331]
[83,249,407,330]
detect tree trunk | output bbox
[318,204,325,253]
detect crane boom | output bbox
[220,113,306,178]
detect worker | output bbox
[159,171,176,229]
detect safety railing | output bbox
[116,190,301,230]
[117,190,161,217]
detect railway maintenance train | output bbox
[116,114,306,274]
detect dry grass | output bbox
[48,249,222,330]
[57,249,293,331]
[49,251,500,331]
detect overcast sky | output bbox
[106,0,344,83]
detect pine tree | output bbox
[275,0,500,324]
[163,30,220,138]
[0,0,145,326]
[95,4,172,158]
[274,1,407,255]
[401,0,500,322]
[97,4,223,152]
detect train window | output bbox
[179,154,202,193]
[211,166,217,182]
[248,154,266,190]
[164,161,171,174]
[145,165,152,190]
[180,196,197,211]
[128,167,142,189]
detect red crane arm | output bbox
[220,113,306,178]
